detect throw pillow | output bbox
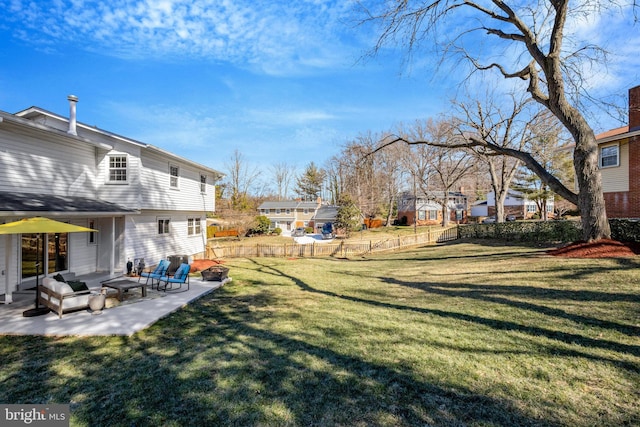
[67,280,89,292]
[53,273,66,283]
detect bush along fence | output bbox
[459,220,582,243]
[206,226,460,259]
[459,218,640,244]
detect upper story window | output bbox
[276,209,281,214]
[303,208,309,214]
[169,164,179,188]
[200,174,207,193]
[188,218,202,236]
[108,155,128,183]
[285,209,291,215]
[599,144,619,168]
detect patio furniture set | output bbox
[38,260,198,318]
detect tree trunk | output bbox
[442,194,450,227]
[573,132,611,241]
[495,188,506,223]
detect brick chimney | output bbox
[630,85,640,131]
[67,95,78,136]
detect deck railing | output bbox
[206,226,459,259]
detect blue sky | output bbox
[0,0,638,185]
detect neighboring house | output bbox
[313,205,339,232]
[471,191,554,219]
[0,96,223,302]
[258,198,337,231]
[595,85,640,218]
[397,191,468,225]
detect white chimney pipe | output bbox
[67,95,78,136]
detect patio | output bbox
[0,273,230,336]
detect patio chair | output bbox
[157,263,191,292]
[138,259,170,289]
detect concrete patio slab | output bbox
[0,277,230,337]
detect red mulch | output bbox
[547,239,640,258]
[190,259,225,272]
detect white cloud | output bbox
[3,0,358,76]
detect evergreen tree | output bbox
[335,194,362,237]
[295,162,326,200]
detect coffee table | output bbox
[102,280,147,302]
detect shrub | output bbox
[609,219,640,242]
[272,227,282,235]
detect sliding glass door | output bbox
[21,232,68,280]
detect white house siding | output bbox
[0,124,98,198]
[96,143,143,209]
[601,142,629,193]
[67,219,99,276]
[124,211,207,266]
[139,150,214,212]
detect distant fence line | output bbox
[206,226,460,259]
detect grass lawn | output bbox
[1,240,639,426]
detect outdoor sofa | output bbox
[38,276,91,318]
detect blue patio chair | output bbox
[157,263,191,292]
[138,259,170,289]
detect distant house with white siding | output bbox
[470,190,554,219]
[258,198,337,232]
[0,96,223,302]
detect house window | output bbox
[169,164,179,188]
[600,144,619,168]
[285,209,291,215]
[303,208,309,214]
[428,210,438,220]
[527,204,537,213]
[418,210,426,220]
[108,155,127,183]
[158,218,170,235]
[276,209,281,214]
[188,218,201,236]
[88,219,97,245]
[200,174,207,193]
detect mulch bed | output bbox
[547,239,640,258]
[190,259,225,272]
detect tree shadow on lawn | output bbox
[172,295,559,426]
[0,300,555,427]
[247,259,640,373]
[378,277,640,339]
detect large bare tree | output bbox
[224,149,262,212]
[270,162,297,201]
[360,1,638,240]
[403,118,474,226]
[454,93,535,223]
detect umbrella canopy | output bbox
[0,217,97,234]
[0,217,98,313]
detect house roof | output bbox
[595,125,640,144]
[6,107,224,180]
[0,191,139,217]
[314,206,338,220]
[258,200,320,210]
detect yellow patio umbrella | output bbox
[0,217,97,235]
[0,217,98,316]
